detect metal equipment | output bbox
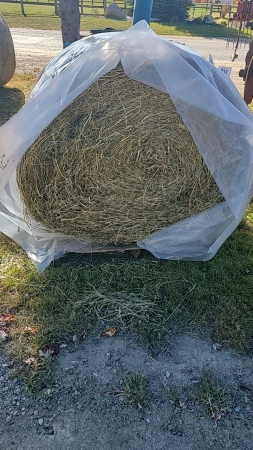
[227,0,253,103]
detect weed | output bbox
[122,373,150,408]
[195,373,232,421]
[162,385,181,406]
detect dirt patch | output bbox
[15,50,57,76]
[1,333,253,449]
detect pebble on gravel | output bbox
[38,418,44,426]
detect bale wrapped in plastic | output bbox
[0,21,252,270]
[16,63,224,245]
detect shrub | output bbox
[152,0,192,23]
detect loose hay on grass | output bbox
[17,64,224,245]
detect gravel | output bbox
[1,334,253,449]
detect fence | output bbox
[0,0,129,14]
[190,1,238,19]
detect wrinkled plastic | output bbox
[0,21,253,270]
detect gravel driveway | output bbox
[11,28,248,96]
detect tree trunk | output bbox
[55,0,60,16]
[20,0,26,17]
[60,0,80,49]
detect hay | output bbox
[17,64,224,245]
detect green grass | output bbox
[0,2,243,37]
[162,385,181,406]
[195,374,232,421]
[122,373,150,408]
[1,75,253,392]
[1,203,253,391]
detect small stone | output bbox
[44,426,54,435]
[212,342,222,351]
[166,371,171,378]
[76,404,82,410]
[119,396,124,402]
[6,416,12,423]
[147,418,151,423]
[34,410,39,417]
[47,389,51,395]
[21,407,25,412]
[2,363,8,368]
[38,418,43,426]
[234,406,241,413]
[21,412,25,416]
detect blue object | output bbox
[133,0,153,25]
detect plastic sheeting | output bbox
[0,20,253,271]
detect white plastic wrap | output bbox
[0,21,253,270]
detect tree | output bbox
[59,0,80,49]
[20,0,26,17]
[152,0,192,23]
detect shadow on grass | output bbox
[19,204,253,352]
[0,86,25,126]
[152,21,243,38]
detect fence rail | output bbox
[0,0,128,12]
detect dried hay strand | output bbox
[17,64,224,245]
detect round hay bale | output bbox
[17,64,224,245]
[0,13,15,86]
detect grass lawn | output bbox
[1,73,253,391]
[0,1,243,38]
